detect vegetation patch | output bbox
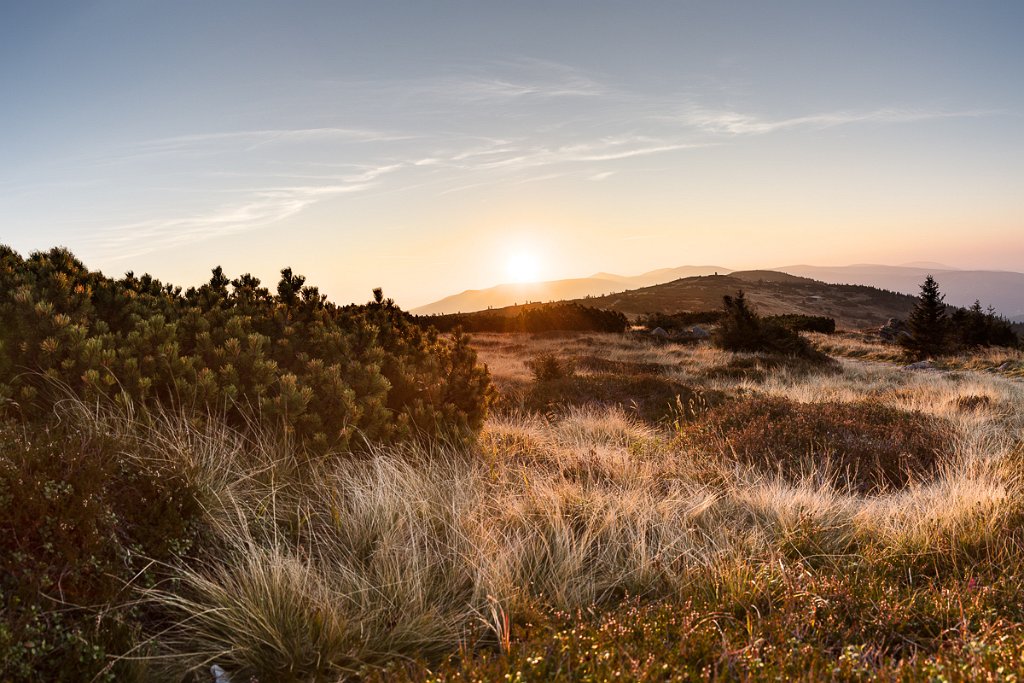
[712,290,833,364]
[678,396,951,492]
[366,566,1024,682]
[765,313,837,334]
[527,372,723,423]
[572,354,667,376]
[699,354,841,383]
[0,421,202,681]
[0,247,493,453]
[416,302,628,333]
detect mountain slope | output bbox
[574,271,919,329]
[412,266,728,314]
[775,265,1024,318]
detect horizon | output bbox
[3,2,1023,308]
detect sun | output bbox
[505,248,542,283]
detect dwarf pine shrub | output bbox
[712,290,830,361]
[0,246,493,452]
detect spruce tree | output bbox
[901,275,949,360]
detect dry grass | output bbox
[27,331,1024,680]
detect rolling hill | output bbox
[774,264,1024,318]
[572,271,919,329]
[411,265,729,314]
[416,262,1024,324]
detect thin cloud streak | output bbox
[679,107,994,136]
[93,182,374,261]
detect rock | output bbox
[688,325,711,339]
[650,327,669,339]
[879,318,908,343]
[996,361,1017,372]
[902,360,935,371]
[211,665,231,683]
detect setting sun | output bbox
[505,248,542,283]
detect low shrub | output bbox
[526,373,723,424]
[677,396,950,492]
[418,303,628,334]
[637,310,724,331]
[765,314,836,334]
[712,291,832,363]
[0,420,202,681]
[0,246,493,453]
[526,353,576,382]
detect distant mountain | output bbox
[572,271,919,329]
[773,265,1024,318]
[415,262,1024,321]
[411,266,728,314]
[897,261,959,270]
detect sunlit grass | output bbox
[10,331,1024,680]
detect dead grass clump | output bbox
[952,394,993,412]
[679,396,951,493]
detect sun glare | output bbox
[505,249,542,283]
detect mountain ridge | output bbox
[414,263,1024,318]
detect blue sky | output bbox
[2,1,1022,306]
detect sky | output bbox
[2,1,1023,308]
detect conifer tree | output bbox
[900,275,949,360]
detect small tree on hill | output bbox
[900,275,949,360]
[712,290,828,360]
[713,291,761,352]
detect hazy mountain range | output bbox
[414,263,1024,319]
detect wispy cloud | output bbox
[93,182,373,260]
[395,57,609,103]
[678,107,991,136]
[71,57,999,261]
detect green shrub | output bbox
[0,420,201,681]
[678,396,950,492]
[764,314,836,334]
[526,353,576,382]
[638,310,724,331]
[417,303,627,334]
[950,301,1019,349]
[712,291,830,362]
[0,246,493,452]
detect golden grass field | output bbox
[59,330,1024,680]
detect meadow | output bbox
[7,314,1024,680]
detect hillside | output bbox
[411,265,729,314]
[574,271,919,329]
[775,264,1024,318]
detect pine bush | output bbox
[0,246,493,452]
